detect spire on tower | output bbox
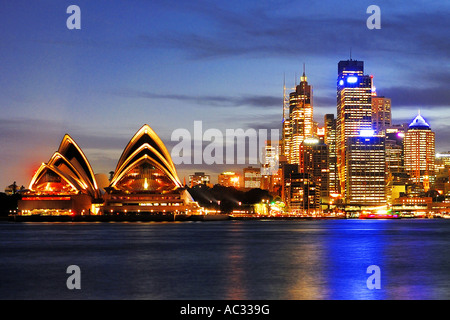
[301,63,307,82]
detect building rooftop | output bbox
[408,113,431,129]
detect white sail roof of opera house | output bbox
[28,134,100,199]
[108,124,183,192]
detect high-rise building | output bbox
[243,166,261,189]
[385,125,408,181]
[336,59,373,202]
[385,126,408,203]
[260,140,282,194]
[324,114,339,196]
[282,68,313,164]
[372,96,392,134]
[403,113,435,189]
[282,164,319,213]
[346,133,386,206]
[300,137,329,202]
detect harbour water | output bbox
[0,219,449,300]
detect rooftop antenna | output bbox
[283,73,286,122]
[301,62,307,82]
[350,47,352,61]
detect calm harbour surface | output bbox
[0,219,449,300]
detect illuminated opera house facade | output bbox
[18,125,200,218]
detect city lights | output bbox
[359,129,375,137]
[346,76,358,83]
[12,58,447,220]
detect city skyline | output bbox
[1,0,449,188]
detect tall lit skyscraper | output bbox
[324,114,339,195]
[404,113,435,189]
[336,59,373,202]
[346,133,386,206]
[287,68,313,165]
[300,137,329,202]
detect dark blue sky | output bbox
[0,0,449,187]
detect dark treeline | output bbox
[186,184,274,213]
[0,193,21,216]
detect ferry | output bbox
[359,213,400,219]
[358,208,400,219]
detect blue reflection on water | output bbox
[0,219,449,300]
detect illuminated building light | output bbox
[359,129,375,137]
[347,76,358,83]
[303,137,320,144]
[339,79,344,86]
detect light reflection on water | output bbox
[0,219,449,300]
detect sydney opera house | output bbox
[18,124,200,219]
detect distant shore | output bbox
[2,214,340,223]
[2,214,445,223]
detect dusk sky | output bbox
[0,0,449,188]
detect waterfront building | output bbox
[103,124,200,215]
[19,125,200,217]
[392,196,432,216]
[336,59,373,203]
[19,134,101,215]
[403,113,436,189]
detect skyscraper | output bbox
[336,59,373,202]
[372,96,392,134]
[403,113,435,189]
[346,133,386,206]
[300,137,329,202]
[324,114,339,195]
[284,68,313,165]
[282,164,319,213]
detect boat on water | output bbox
[359,213,400,219]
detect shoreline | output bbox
[1,214,445,223]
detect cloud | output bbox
[133,2,450,62]
[113,88,281,109]
[380,85,450,108]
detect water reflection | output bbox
[0,220,449,299]
[322,220,387,299]
[223,223,247,299]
